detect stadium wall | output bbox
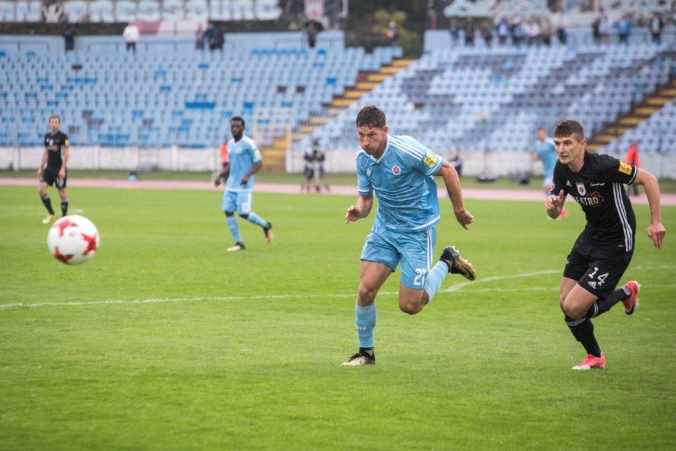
[4,146,673,179]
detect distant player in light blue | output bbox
[342,105,477,366]
[534,127,567,218]
[214,117,273,252]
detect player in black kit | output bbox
[544,120,666,370]
[38,115,70,224]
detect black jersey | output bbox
[552,152,637,251]
[43,131,69,169]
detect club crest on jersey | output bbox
[391,165,401,175]
[576,182,586,196]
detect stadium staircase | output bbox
[588,76,676,152]
[260,58,413,172]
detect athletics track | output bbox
[1,178,675,206]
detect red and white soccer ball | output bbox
[47,215,100,265]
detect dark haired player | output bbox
[38,115,69,224]
[342,105,477,366]
[545,120,666,370]
[214,116,273,251]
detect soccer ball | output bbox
[47,215,100,265]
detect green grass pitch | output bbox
[0,185,674,450]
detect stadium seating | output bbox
[0,44,402,148]
[298,42,674,155]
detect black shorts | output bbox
[563,232,633,297]
[40,167,67,189]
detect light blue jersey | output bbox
[357,134,444,232]
[226,135,262,191]
[534,138,557,180]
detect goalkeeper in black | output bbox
[38,114,70,224]
[544,120,666,370]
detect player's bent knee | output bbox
[238,213,249,219]
[357,284,378,304]
[399,301,422,315]
[225,211,234,217]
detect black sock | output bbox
[585,286,630,318]
[565,316,602,357]
[359,347,374,356]
[61,199,69,216]
[41,195,55,215]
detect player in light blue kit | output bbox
[534,127,567,218]
[342,105,477,366]
[214,117,273,252]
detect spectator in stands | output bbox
[556,21,568,45]
[540,15,553,46]
[213,117,273,252]
[449,18,461,45]
[38,114,70,225]
[304,19,323,49]
[386,21,399,46]
[123,22,140,53]
[598,12,611,44]
[195,23,205,51]
[62,26,76,52]
[464,19,476,46]
[592,12,602,44]
[511,18,526,47]
[616,13,632,45]
[649,13,664,44]
[525,17,541,46]
[495,17,510,45]
[204,22,224,52]
[479,20,493,47]
[625,141,641,196]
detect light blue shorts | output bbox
[222,190,252,215]
[360,226,436,290]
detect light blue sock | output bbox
[355,302,376,348]
[246,211,268,228]
[226,216,242,243]
[424,262,449,303]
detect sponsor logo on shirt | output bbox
[423,152,439,168]
[574,191,604,207]
[391,165,401,175]
[618,160,632,175]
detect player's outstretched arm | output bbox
[345,193,373,224]
[635,168,666,249]
[545,189,566,219]
[436,161,474,229]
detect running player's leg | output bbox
[38,174,56,223]
[57,182,68,216]
[222,191,243,248]
[237,191,273,242]
[398,228,436,314]
[343,231,396,366]
[579,253,635,318]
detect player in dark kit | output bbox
[544,120,666,370]
[38,115,70,224]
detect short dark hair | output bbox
[356,105,386,129]
[231,116,245,128]
[553,120,585,141]
[49,114,61,122]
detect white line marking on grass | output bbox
[2,268,675,311]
